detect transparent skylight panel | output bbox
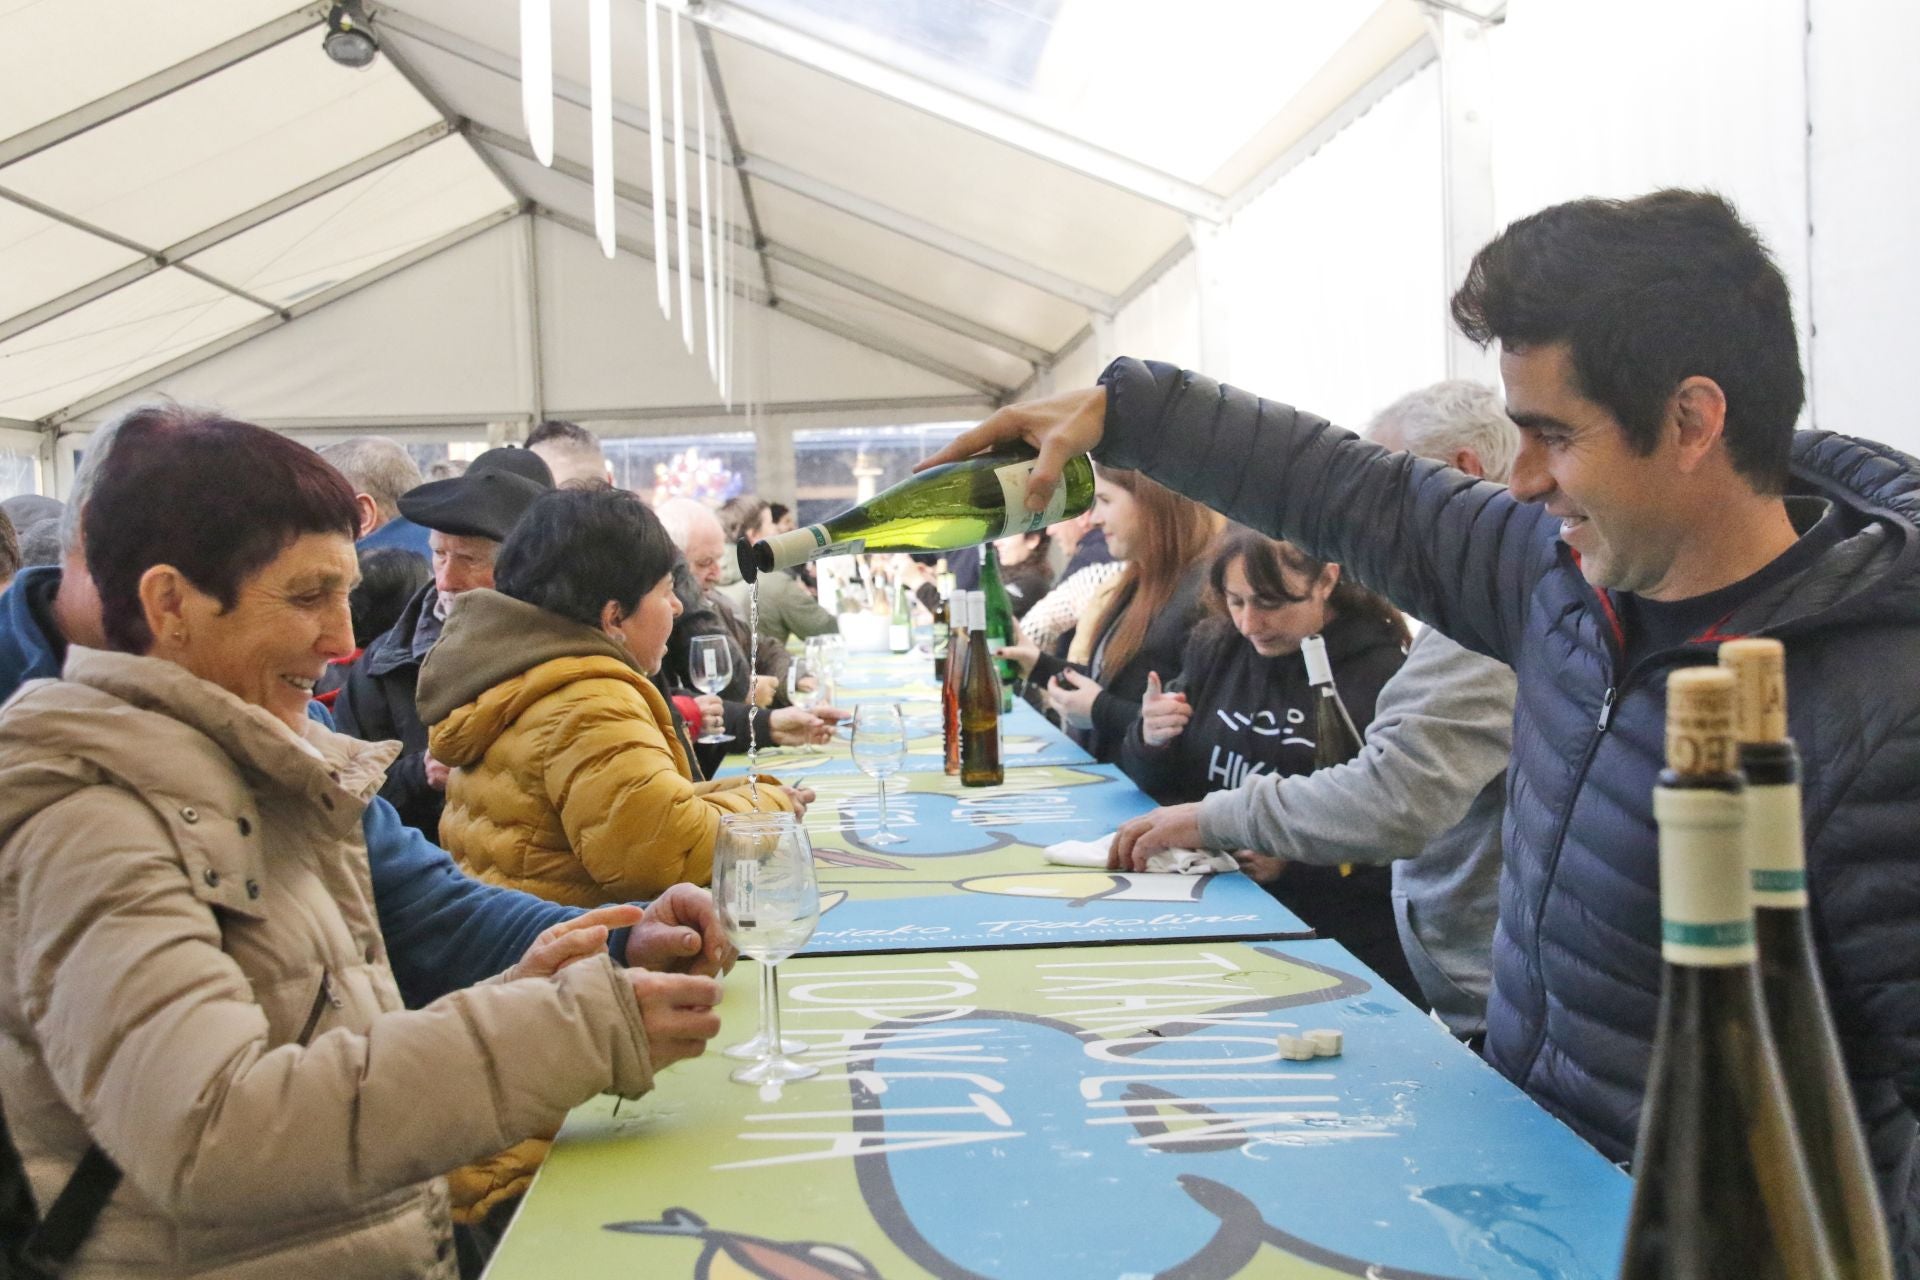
[0,0,305,142]
[0,37,441,251]
[731,0,1380,184]
[187,139,514,307]
[0,199,145,323]
[0,268,270,419]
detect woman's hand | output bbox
[1139,672,1190,746]
[504,904,645,982]
[916,386,1109,516]
[770,706,839,745]
[625,883,737,976]
[1045,668,1102,730]
[751,674,779,708]
[781,785,816,819]
[624,971,724,1068]
[693,693,725,737]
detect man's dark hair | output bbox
[351,546,430,648]
[1450,189,1803,493]
[526,419,599,450]
[495,488,676,628]
[86,407,359,653]
[768,502,790,524]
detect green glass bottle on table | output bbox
[959,592,1003,788]
[931,591,951,682]
[887,578,911,654]
[738,445,1096,576]
[1720,639,1893,1279]
[1302,633,1363,770]
[977,542,1016,712]
[1616,667,1838,1280]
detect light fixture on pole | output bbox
[323,1,379,69]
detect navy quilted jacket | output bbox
[1096,358,1920,1269]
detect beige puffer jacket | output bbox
[0,649,655,1279]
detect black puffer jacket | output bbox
[1097,357,1920,1272]
[332,582,443,835]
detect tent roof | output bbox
[0,0,1441,433]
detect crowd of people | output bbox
[1,185,1917,1278]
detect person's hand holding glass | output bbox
[688,635,734,744]
[713,811,820,1084]
[851,702,909,846]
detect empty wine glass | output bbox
[804,635,838,706]
[851,702,909,846]
[689,634,734,744]
[787,652,820,711]
[713,811,820,1085]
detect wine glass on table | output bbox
[689,635,734,744]
[787,651,820,712]
[713,811,820,1084]
[851,702,909,846]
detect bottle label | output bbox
[993,459,1070,536]
[763,526,863,568]
[1654,786,1756,966]
[1746,783,1809,906]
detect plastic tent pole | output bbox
[589,0,615,258]
[519,0,553,165]
[646,0,670,312]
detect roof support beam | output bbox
[41,207,521,427]
[376,10,1112,313]
[684,0,1226,224]
[375,19,533,208]
[534,207,1008,401]
[0,5,328,169]
[0,121,453,345]
[471,121,1045,367]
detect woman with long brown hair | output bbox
[1005,465,1220,762]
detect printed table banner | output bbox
[723,699,1094,778]
[486,940,1630,1279]
[786,764,1308,953]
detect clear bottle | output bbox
[1720,638,1893,1279]
[1617,667,1838,1280]
[959,592,1003,788]
[740,446,1096,576]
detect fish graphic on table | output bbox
[955,870,1212,905]
[605,1208,883,1280]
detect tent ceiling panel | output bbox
[0,38,440,250]
[68,219,531,426]
[712,35,1185,297]
[749,183,1085,353]
[0,199,146,324]
[0,268,272,419]
[726,0,1392,191]
[533,216,978,411]
[766,263,1032,391]
[187,138,515,307]
[0,0,310,143]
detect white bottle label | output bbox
[1746,783,1809,907]
[993,459,1070,537]
[1654,786,1756,966]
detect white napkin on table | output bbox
[1043,833,1238,875]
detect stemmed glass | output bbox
[688,634,734,744]
[851,702,908,846]
[787,651,820,711]
[803,635,838,707]
[713,811,820,1085]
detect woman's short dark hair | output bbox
[351,547,430,648]
[1450,189,1802,493]
[494,488,676,627]
[85,407,359,654]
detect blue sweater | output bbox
[0,566,603,1008]
[1097,358,1920,1272]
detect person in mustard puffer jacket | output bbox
[418,488,806,908]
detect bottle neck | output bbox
[1738,741,1808,908]
[1654,775,1756,968]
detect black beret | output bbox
[469,446,554,487]
[399,466,550,541]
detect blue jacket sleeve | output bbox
[1094,358,1551,666]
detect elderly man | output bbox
[1113,379,1519,1041]
[318,436,431,559]
[527,419,613,488]
[333,448,553,836]
[930,189,1920,1269]
[0,417,734,1022]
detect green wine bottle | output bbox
[740,445,1095,578]
[1617,667,1838,1280]
[1301,634,1363,769]
[978,542,1016,713]
[888,578,911,654]
[1720,639,1893,1279]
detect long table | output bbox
[484,940,1630,1278]
[487,648,1629,1277]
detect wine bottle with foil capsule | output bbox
[1301,634,1363,770]
[1616,667,1838,1280]
[943,590,970,777]
[1720,638,1892,1279]
[959,592,1003,788]
[737,445,1096,579]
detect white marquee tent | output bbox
[1,0,1915,501]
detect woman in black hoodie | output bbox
[1119,526,1417,1000]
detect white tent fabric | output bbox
[2,0,1918,497]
